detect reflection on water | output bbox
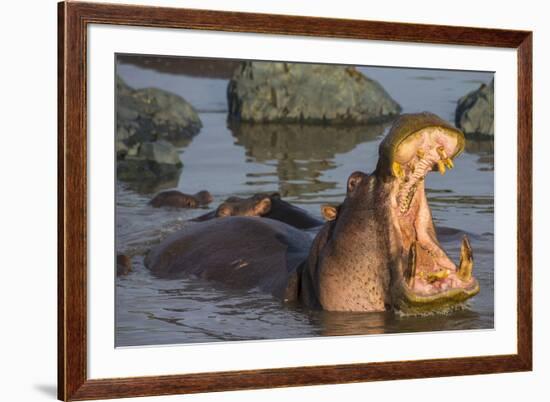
[116,58,494,347]
[231,122,389,196]
[122,172,181,195]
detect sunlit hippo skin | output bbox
[193,192,323,229]
[145,112,480,312]
[150,190,213,208]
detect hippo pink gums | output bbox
[145,112,480,312]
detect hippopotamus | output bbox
[116,254,132,276]
[150,190,213,208]
[145,112,480,312]
[192,192,323,229]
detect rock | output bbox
[116,76,202,148]
[115,76,201,189]
[227,62,401,124]
[117,140,183,182]
[139,141,182,165]
[455,79,494,136]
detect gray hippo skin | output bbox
[145,112,480,312]
[144,217,311,300]
[193,192,323,229]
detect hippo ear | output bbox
[321,205,338,221]
[347,171,367,194]
[254,197,272,216]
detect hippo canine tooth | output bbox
[436,146,448,159]
[406,242,417,288]
[437,160,446,175]
[392,161,404,178]
[436,146,455,171]
[458,235,474,281]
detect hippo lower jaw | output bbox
[399,237,480,312]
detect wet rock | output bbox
[117,140,183,181]
[116,76,202,147]
[227,62,401,124]
[455,79,494,137]
[115,76,201,189]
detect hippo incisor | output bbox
[145,112,480,312]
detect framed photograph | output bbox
[58,1,532,400]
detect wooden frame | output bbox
[58,1,532,400]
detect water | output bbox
[115,58,494,347]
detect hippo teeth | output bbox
[397,149,455,215]
[457,235,474,281]
[406,242,417,288]
[399,184,417,213]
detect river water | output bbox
[115,58,494,347]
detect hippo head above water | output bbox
[215,193,277,218]
[150,190,213,209]
[193,192,323,229]
[301,112,479,312]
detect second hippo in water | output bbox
[193,192,323,229]
[116,254,132,277]
[150,190,213,209]
[146,112,480,313]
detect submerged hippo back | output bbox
[144,217,313,299]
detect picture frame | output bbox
[58,1,532,400]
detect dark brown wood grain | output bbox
[516,33,533,370]
[58,1,533,400]
[57,3,65,400]
[59,2,88,400]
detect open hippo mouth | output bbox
[379,112,480,311]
